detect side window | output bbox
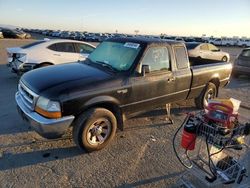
[174,46,189,69]
[56,42,75,53]
[76,43,95,54]
[200,44,208,50]
[141,47,170,72]
[48,44,57,51]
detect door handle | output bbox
[167,77,175,82]
[53,54,61,56]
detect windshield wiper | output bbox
[95,61,118,72]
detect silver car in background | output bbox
[186,42,230,62]
[232,48,250,77]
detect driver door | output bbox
[125,46,176,114]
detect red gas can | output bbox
[181,122,197,150]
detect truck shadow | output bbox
[0,145,84,171]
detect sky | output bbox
[0,0,250,37]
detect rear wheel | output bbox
[222,56,228,62]
[195,82,217,109]
[73,108,117,152]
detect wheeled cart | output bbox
[173,110,250,188]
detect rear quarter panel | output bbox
[187,62,232,99]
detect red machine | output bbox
[204,101,238,129]
[181,99,240,150]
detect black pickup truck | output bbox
[16,37,232,151]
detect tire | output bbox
[73,108,117,152]
[222,56,228,62]
[195,82,217,109]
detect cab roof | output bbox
[107,37,184,46]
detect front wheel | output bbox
[73,108,117,152]
[195,82,217,109]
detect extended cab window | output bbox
[55,42,75,53]
[75,43,95,54]
[141,47,170,72]
[174,46,189,69]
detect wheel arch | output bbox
[208,78,220,96]
[75,96,124,131]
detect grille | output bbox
[18,81,39,110]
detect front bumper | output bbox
[16,92,75,139]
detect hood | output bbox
[21,63,113,97]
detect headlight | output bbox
[35,96,62,118]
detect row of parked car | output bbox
[0,28,31,39]
[1,27,249,48]
[21,28,250,47]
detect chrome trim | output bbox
[16,92,75,139]
[18,81,39,110]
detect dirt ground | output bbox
[0,37,249,188]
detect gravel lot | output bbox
[0,36,249,187]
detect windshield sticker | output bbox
[124,42,140,49]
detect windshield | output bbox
[88,41,141,71]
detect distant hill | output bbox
[0,24,21,29]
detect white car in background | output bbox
[237,39,250,48]
[209,38,222,46]
[7,39,96,74]
[186,42,230,62]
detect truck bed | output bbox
[187,60,232,99]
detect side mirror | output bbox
[142,64,150,76]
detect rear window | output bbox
[21,41,46,49]
[185,43,200,50]
[48,42,75,53]
[241,50,250,57]
[174,46,189,69]
[56,42,75,53]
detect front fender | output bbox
[83,96,120,109]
